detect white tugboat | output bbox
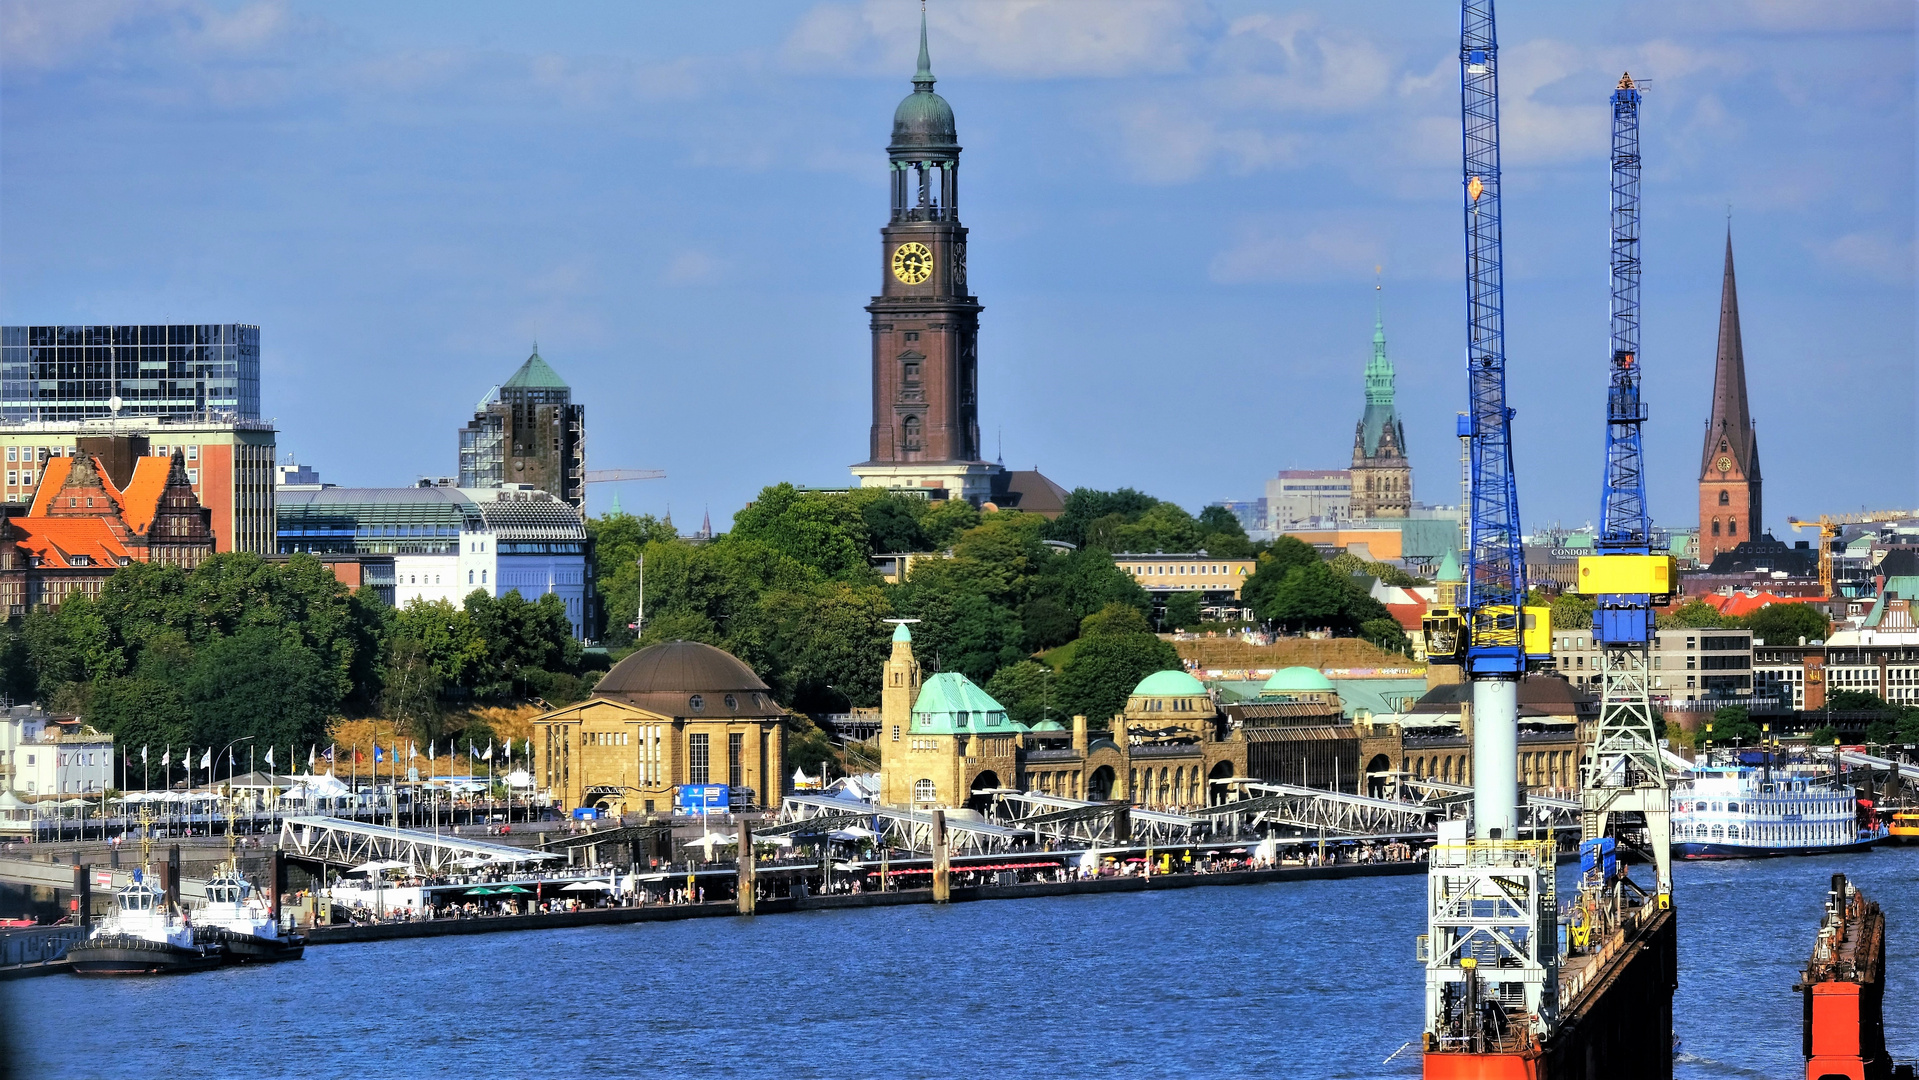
[195,865,305,963]
[67,813,222,975]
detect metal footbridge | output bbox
[278,816,563,872]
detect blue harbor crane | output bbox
[1575,73,1678,903]
[1419,0,1559,1062]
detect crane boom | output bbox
[1788,510,1917,598]
[1601,74,1648,548]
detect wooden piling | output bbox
[931,810,950,904]
[73,864,90,929]
[737,820,756,915]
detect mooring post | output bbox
[269,848,285,923]
[166,844,182,911]
[931,809,950,904]
[736,819,756,915]
[73,864,91,930]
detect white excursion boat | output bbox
[66,871,223,976]
[1672,763,1885,860]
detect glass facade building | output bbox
[0,324,261,422]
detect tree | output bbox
[918,499,981,550]
[1658,600,1725,630]
[1196,505,1255,558]
[983,660,1057,727]
[857,494,928,555]
[1163,592,1204,630]
[183,628,339,751]
[1707,705,1760,744]
[1028,546,1150,626]
[1827,690,1894,715]
[1240,538,1321,618]
[1807,725,1841,747]
[735,581,893,716]
[1080,602,1151,639]
[1019,597,1079,652]
[86,675,192,753]
[728,483,874,581]
[1054,633,1181,725]
[1263,562,1347,630]
[589,511,682,643]
[1360,617,1411,654]
[1046,487,1158,548]
[784,715,837,780]
[890,571,1025,685]
[1741,602,1831,646]
[1550,594,1595,632]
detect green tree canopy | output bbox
[1054,633,1182,726]
[1163,592,1204,630]
[983,660,1057,727]
[1550,594,1595,632]
[728,483,875,581]
[1658,599,1726,629]
[1081,602,1151,639]
[1740,602,1831,646]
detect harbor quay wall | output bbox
[1545,906,1678,1080]
[305,860,1423,946]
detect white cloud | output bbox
[782,0,1202,79]
[665,250,724,285]
[1813,232,1915,285]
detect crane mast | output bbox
[1576,73,1676,908]
[1419,1,1559,1062]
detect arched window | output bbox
[481,569,488,584]
[901,415,921,451]
[1728,518,1738,536]
[1718,490,1729,506]
[468,570,474,584]
[1711,518,1721,536]
[913,779,936,805]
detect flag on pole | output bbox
[428,741,436,765]
[265,747,275,767]
[308,745,316,768]
[374,745,384,764]
[199,748,211,770]
[483,740,493,761]
[470,744,480,760]
[161,747,171,768]
[408,742,416,763]
[141,745,148,764]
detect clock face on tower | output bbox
[1717,456,1732,474]
[892,242,933,285]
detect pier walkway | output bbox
[278,816,563,872]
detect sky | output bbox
[2,0,1912,535]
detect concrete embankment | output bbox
[306,859,1421,945]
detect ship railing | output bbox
[1428,839,1556,869]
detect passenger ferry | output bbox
[1672,765,1884,859]
[1888,808,1919,844]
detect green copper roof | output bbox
[1031,719,1067,732]
[890,8,957,153]
[892,622,913,643]
[910,672,1024,734]
[1436,549,1461,582]
[1358,286,1400,459]
[1261,666,1335,693]
[503,348,570,390]
[1131,669,1207,697]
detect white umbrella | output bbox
[346,860,410,875]
[690,831,735,854]
[752,834,795,847]
[506,769,533,789]
[561,880,614,891]
[455,856,493,869]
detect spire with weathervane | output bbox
[1351,276,1412,519]
[1697,229,1762,563]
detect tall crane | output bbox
[1418,0,1557,1063]
[1787,510,1917,598]
[1574,72,1677,916]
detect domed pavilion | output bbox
[531,640,788,816]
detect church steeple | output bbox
[1697,230,1762,563]
[1351,279,1412,519]
[914,5,935,90]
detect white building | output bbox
[278,483,594,639]
[1266,470,1352,530]
[0,706,115,797]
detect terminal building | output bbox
[276,483,593,638]
[530,640,788,815]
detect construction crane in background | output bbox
[1788,510,1916,598]
[584,469,666,484]
[1417,0,1556,1065]
[1573,72,1677,918]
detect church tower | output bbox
[1698,233,1762,564]
[850,14,999,505]
[1350,284,1412,519]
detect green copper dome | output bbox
[1131,669,1207,697]
[1261,666,1335,693]
[890,10,957,154]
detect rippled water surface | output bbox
[8,849,1919,1079]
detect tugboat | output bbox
[195,865,304,963]
[66,869,223,976]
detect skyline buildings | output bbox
[1350,288,1413,520]
[458,347,588,512]
[0,324,260,423]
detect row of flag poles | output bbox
[124,738,529,790]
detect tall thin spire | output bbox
[1701,230,1755,475]
[1361,280,1397,446]
[914,3,934,89]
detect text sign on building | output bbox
[676,784,730,814]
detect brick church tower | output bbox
[1350,284,1412,519]
[1698,233,1761,565]
[850,14,999,505]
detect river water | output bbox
[8,849,1918,1079]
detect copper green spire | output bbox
[913,3,934,89]
[1358,279,1397,456]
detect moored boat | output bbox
[194,866,304,963]
[66,871,223,976]
[1673,763,1885,860]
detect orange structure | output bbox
[1797,873,1897,1080]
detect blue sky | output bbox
[2,1,1912,534]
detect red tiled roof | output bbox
[117,457,173,536]
[1385,601,1428,632]
[13,517,131,569]
[1701,591,1815,619]
[27,457,72,517]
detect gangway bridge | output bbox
[993,791,1200,846]
[764,794,1028,856]
[278,816,563,873]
